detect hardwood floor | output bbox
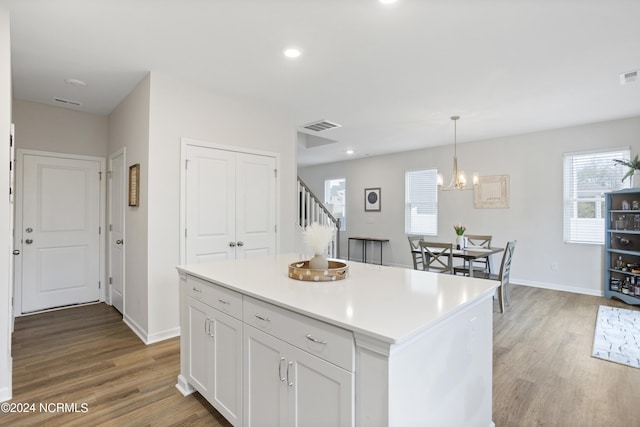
[5,303,231,427]
[3,286,639,426]
[494,285,640,427]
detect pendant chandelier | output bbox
[438,115,478,191]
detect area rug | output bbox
[592,305,640,369]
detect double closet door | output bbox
[185,145,277,264]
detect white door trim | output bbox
[108,147,126,314]
[14,149,106,316]
[179,138,281,265]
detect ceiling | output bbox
[2,0,639,167]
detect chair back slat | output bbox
[408,235,424,270]
[419,241,453,274]
[464,234,492,248]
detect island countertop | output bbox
[177,253,498,345]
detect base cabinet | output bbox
[182,277,243,426]
[243,325,353,427]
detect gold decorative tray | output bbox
[288,260,349,282]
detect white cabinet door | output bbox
[244,325,354,427]
[211,309,243,426]
[288,344,354,427]
[244,325,288,427]
[185,146,276,264]
[185,146,236,264]
[235,153,277,259]
[186,298,214,397]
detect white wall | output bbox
[0,7,12,402]
[108,74,151,336]
[12,99,108,157]
[128,72,297,341]
[299,116,640,297]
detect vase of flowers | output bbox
[453,223,466,249]
[303,222,334,270]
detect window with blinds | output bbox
[563,148,630,244]
[405,169,438,235]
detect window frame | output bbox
[405,168,439,236]
[563,147,631,244]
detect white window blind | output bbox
[405,169,438,235]
[563,148,630,244]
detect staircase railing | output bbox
[297,177,341,258]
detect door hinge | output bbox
[107,170,113,178]
[185,228,188,238]
[109,277,113,285]
[109,224,113,232]
[274,169,278,178]
[98,281,101,289]
[185,159,189,170]
[275,224,277,233]
[99,171,103,180]
[99,226,102,235]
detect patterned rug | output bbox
[592,305,640,369]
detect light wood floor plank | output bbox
[3,286,640,426]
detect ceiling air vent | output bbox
[301,120,342,132]
[53,97,82,107]
[620,70,638,85]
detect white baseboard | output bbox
[510,278,603,297]
[176,374,195,396]
[123,315,180,345]
[0,385,12,402]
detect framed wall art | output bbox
[474,175,509,209]
[129,163,140,207]
[364,187,381,212]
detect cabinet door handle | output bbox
[218,298,230,305]
[279,357,286,382]
[192,287,202,293]
[204,317,209,335]
[287,361,293,387]
[255,313,271,322]
[306,334,327,345]
[209,319,214,337]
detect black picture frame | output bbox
[364,187,381,211]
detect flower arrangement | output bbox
[304,222,334,256]
[453,223,466,236]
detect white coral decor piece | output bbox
[304,222,334,256]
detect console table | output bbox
[347,236,389,265]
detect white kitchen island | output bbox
[176,253,498,427]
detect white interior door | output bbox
[236,153,276,259]
[185,146,236,264]
[21,153,101,313]
[109,150,125,314]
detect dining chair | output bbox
[418,241,453,274]
[489,240,517,313]
[453,234,492,276]
[407,235,424,270]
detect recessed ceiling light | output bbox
[379,0,398,4]
[64,78,87,87]
[346,149,354,155]
[283,48,302,59]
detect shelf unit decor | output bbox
[605,188,640,305]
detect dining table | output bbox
[413,245,504,277]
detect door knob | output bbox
[25,239,33,244]
[116,239,123,245]
[12,250,20,255]
[237,241,244,247]
[229,241,236,247]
